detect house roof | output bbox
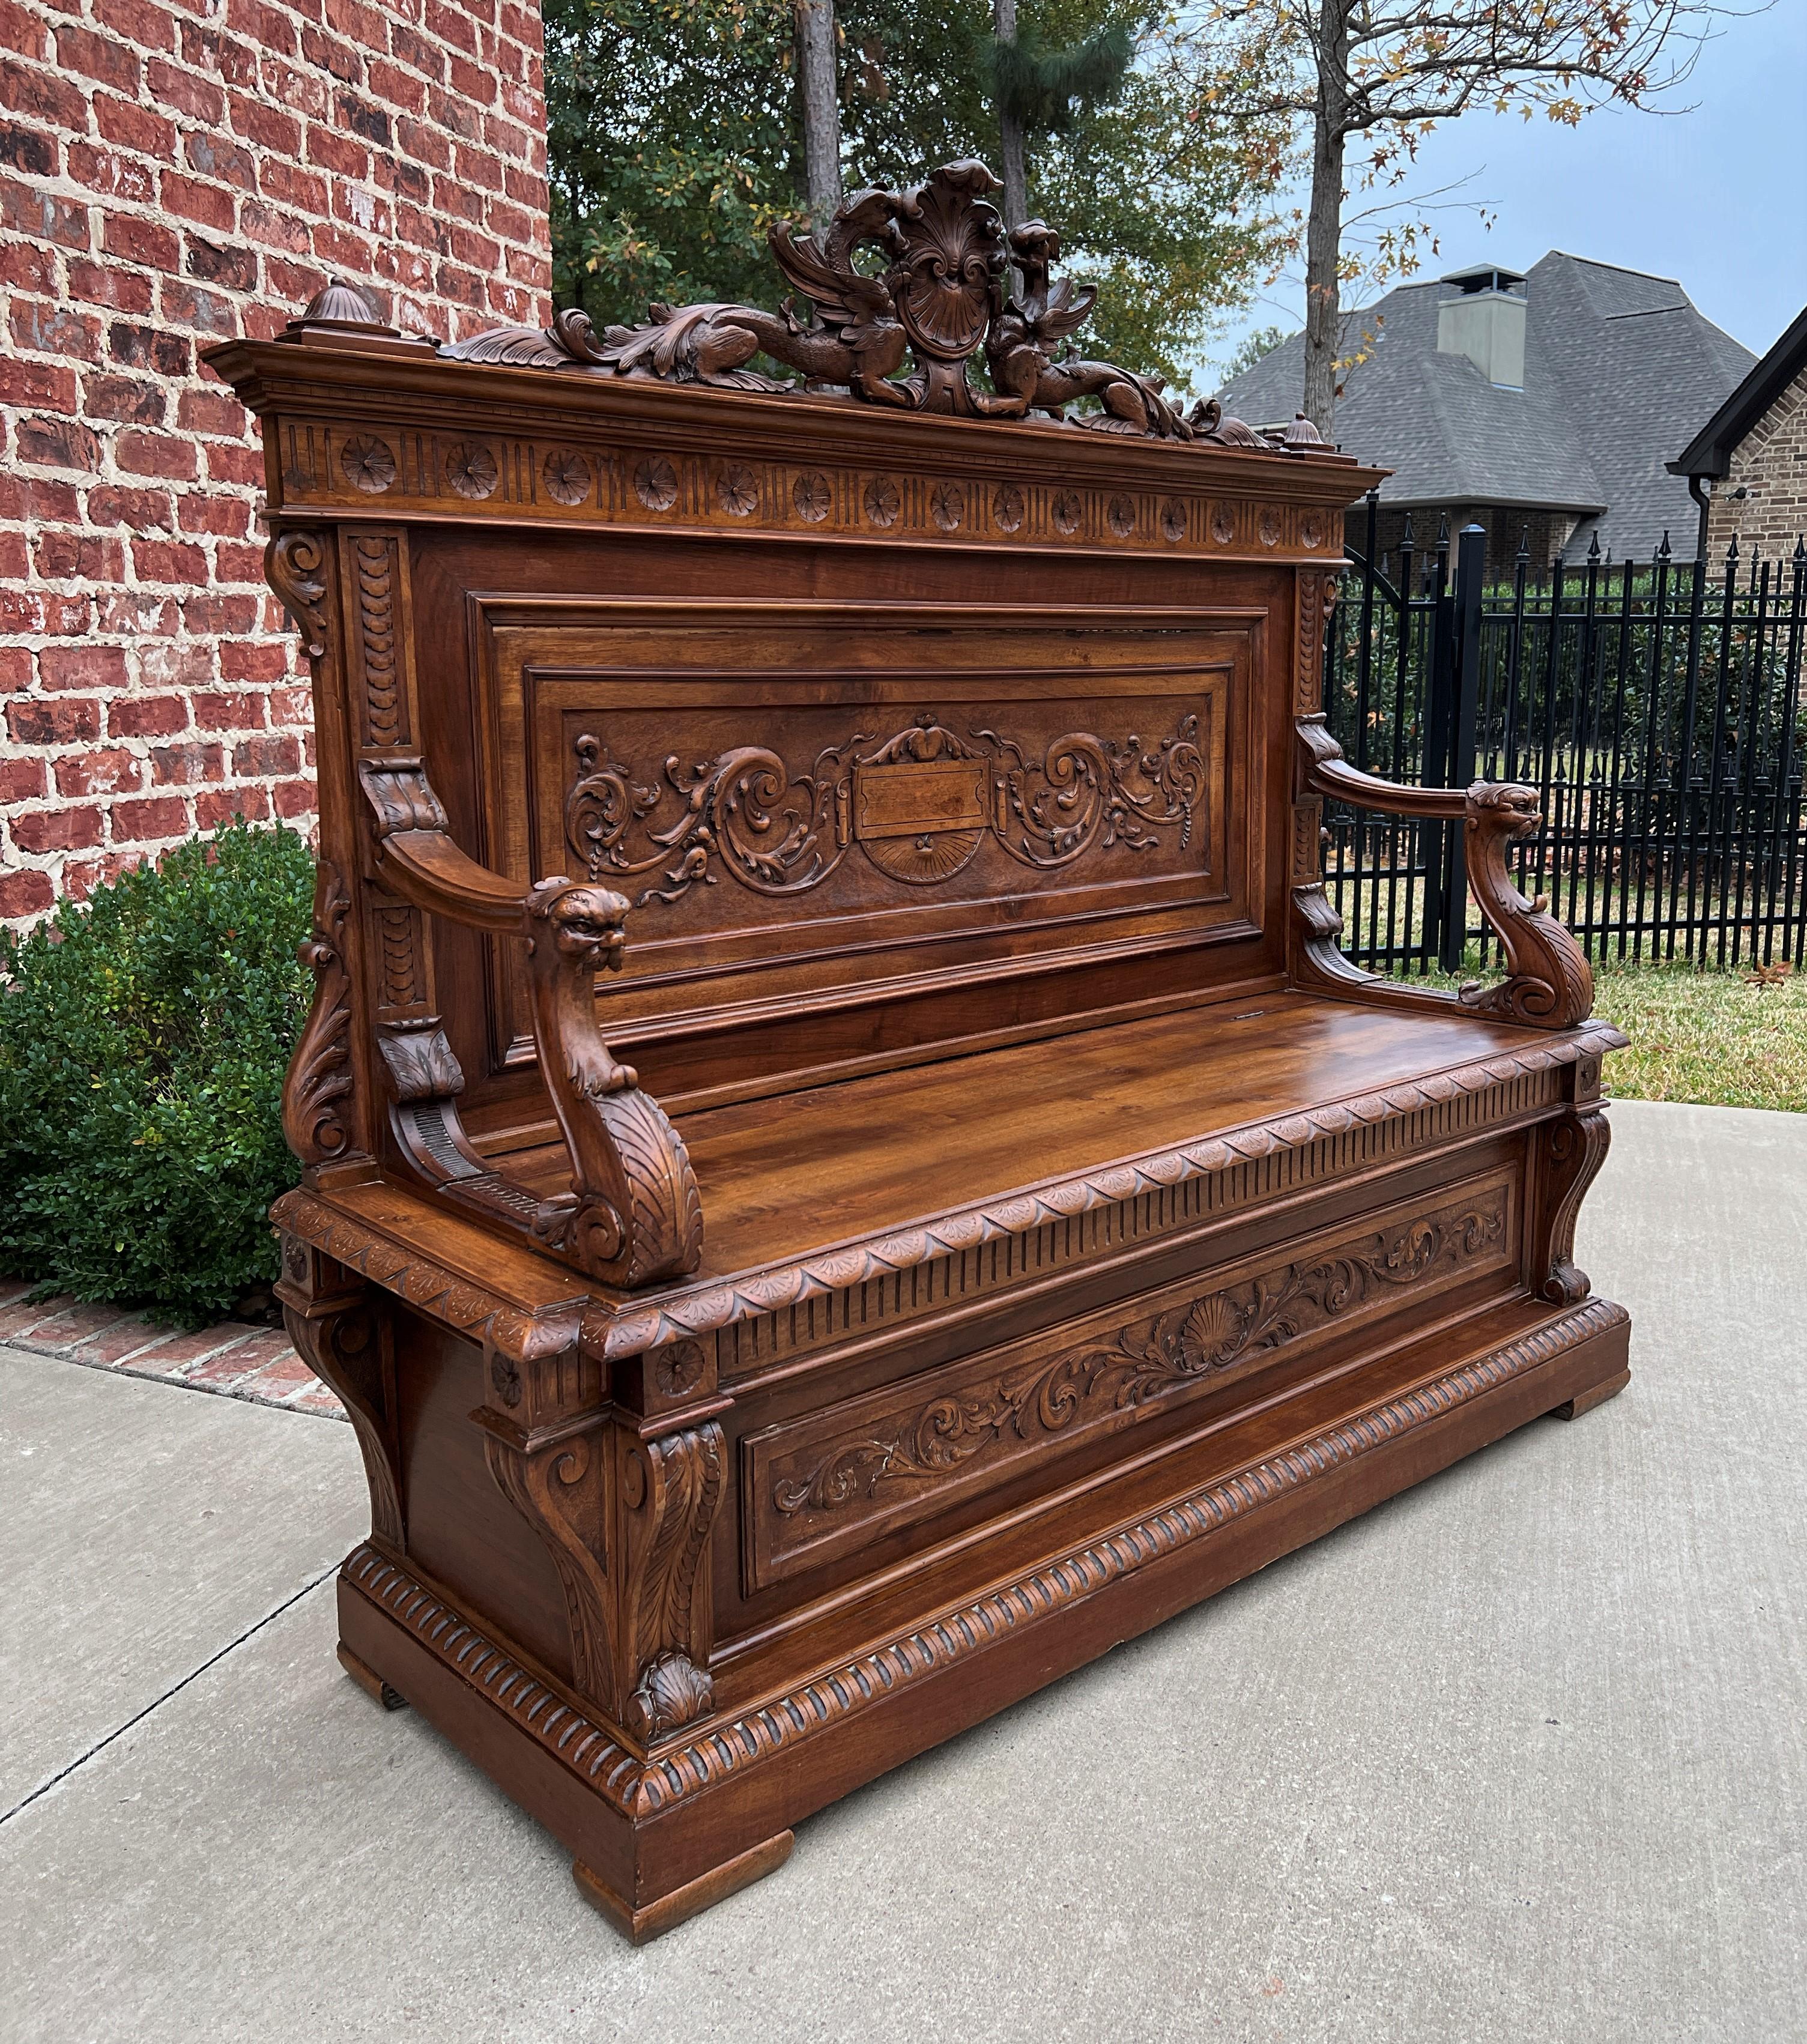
[1215,253,1755,560]
[1669,303,1807,480]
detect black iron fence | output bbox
[1322,495,1807,974]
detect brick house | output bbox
[1669,304,1807,564]
[0,0,552,927]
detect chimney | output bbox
[1436,265,1527,390]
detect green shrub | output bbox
[0,820,315,1328]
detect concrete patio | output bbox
[2,1098,1802,2044]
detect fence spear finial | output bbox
[1658,530,1671,561]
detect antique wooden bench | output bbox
[207,162,1629,1943]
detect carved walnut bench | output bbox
[207,162,1628,1943]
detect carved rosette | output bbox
[282,860,357,1167]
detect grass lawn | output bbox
[1586,958,1807,1113]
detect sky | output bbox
[1206,2,1807,379]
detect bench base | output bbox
[333,1291,1629,1940]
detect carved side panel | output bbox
[745,1169,1519,1591]
[276,1242,401,1550]
[616,1421,725,1740]
[282,859,357,1168]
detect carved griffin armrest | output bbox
[360,760,703,1287]
[1295,721,1593,1030]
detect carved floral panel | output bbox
[742,1169,1517,1591]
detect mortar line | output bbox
[0,1567,339,1830]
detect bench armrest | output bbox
[359,760,703,1287]
[1295,721,1594,1030]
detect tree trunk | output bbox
[994,0,1027,228]
[795,1,842,225]
[1301,0,1351,438]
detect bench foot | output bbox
[1548,1364,1630,1422]
[572,1831,794,1945]
[337,1642,408,1711]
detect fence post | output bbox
[1438,524,1486,971]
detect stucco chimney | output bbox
[1437,265,1527,390]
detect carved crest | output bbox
[439,162,1327,451]
[564,709,1209,908]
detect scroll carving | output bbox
[522,879,704,1288]
[277,1260,401,1551]
[440,160,1327,455]
[483,1425,614,1702]
[357,760,703,1289]
[266,530,331,659]
[773,1190,1507,1522]
[1537,1105,1611,1304]
[282,859,356,1167]
[1296,719,1594,1029]
[620,1422,724,1740]
[564,709,1208,908]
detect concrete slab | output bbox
[1,1099,1802,2042]
[0,1347,366,1809]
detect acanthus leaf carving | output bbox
[773,1191,1507,1522]
[482,1424,614,1704]
[564,709,1209,908]
[282,858,356,1167]
[267,529,331,661]
[619,1421,724,1741]
[437,162,1311,454]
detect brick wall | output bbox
[1704,363,1807,565]
[0,0,551,926]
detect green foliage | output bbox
[1224,324,1289,379]
[543,0,1285,395]
[0,821,315,1328]
[990,21,1132,133]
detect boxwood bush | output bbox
[0,820,315,1328]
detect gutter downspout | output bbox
[1687,474,1711,563]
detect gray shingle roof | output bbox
[1215,253,1755,561]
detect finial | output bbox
[279,277,399,343]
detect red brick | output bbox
[103,214,181,272]
[57,22,143,92]
[145,56,224,124]
[8,697,101,746]
[0,869,53,918]
[82,372,165,425]
[197,783,274,829]
[272,776,316,820]
[106,694,187,738]
[185,234,258,292]
[93,92,177,157]
[229,92,301,157]
[0,116,54,175]
[109,320,190,375]
[0,173,89,249]
[160,170,237,234]
[0,2,48,61]
[234,733,299,775]
[56,750,145,797]
[177,491,250,536]
[67,259,157,313]
[132,535,209,584]
[34,530,124,580]
[151,740,225,785]
[193,689,264,729]
[13,805,104,854]
[110,794,190,842]
[137,641,216,689]
[0,234,58,292]
[0,754,46,802]
[40,647,130,693]
[0,59,86,132]
[15,416,101,470]
[10,298,103,359]
[203,442,263,487]
[222,641,291,685]
[67,142,160,207]
[0,356,77,409]
[117,431,199,481]
[0,647,31,693]
[86,482,174,530]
